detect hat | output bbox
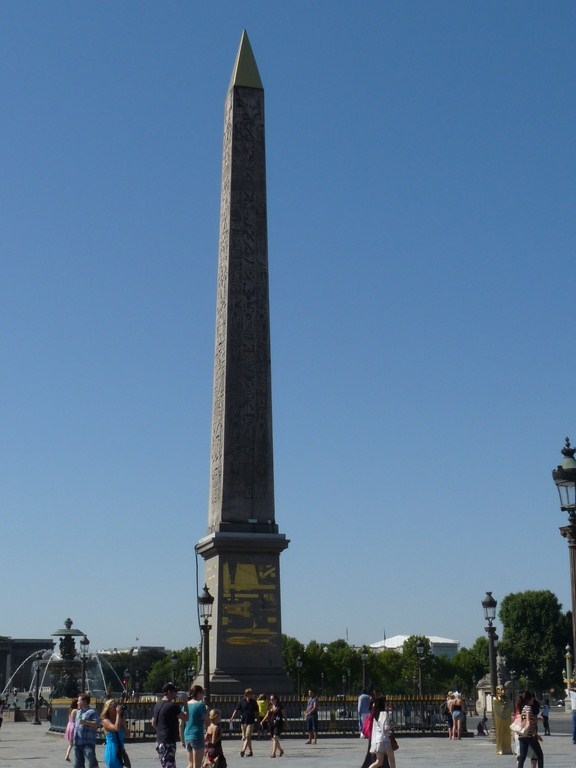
[162,683,177,693]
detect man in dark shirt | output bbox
[230,688,259,757]
[152,682,188,768]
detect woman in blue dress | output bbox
[101,699,129,768]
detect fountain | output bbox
[1,619,108,729]
[46,618,106,699]
[45,618,108,732]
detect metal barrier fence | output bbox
[50,694,454,739]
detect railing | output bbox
[49,694,454,739]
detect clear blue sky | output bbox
[1,1,575,655]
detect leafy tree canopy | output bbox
[498,590,568,690]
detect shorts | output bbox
[373,737,392,754]
[186,737,205,751]
[452,710,464,720]
[156,742,177,768]
[241,724,255,739]
[306,715,318,731]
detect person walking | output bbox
[180,685,209,768]
[541,699,550,735]
[567,685,576,743]
[304,689,318,744]
[263,695,285,758]
[358,690,371,737]
[256,694,269,739]
[72,694,100,768]
[230,688,259,757]
[101,699,129,768]
[152,682,188,768]
[65,699,79,761]
[368,696,396,768]
[516,691,544,768]
[205,709,227,768]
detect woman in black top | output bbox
[263,696,285,758]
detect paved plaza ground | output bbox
[1,713,574,768]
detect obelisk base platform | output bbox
[196,532,291,694]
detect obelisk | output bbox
[195,31,291,694]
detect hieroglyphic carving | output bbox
[208,85,275,531]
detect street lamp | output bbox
[341,673,346,699]
[482,591,498,697]
[509,670,516,709]
[416,640,424,695]
[198,584,214,703]
[360,646,369,690]
[170,653,177,685]
[123,669,130,696]
[296,656,302,700]
[32,651,43,725]
[187,667,195,690]
[80,635,90,693]
[552,438,576,657]
[564,646,574,688]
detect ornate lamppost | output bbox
[80,635,90,692]
[416,640,424,695]
[123,668,130,697]
[170,653,177,685]
[32,650,43,725]
[187,667,195,691]
[563,645,574,708]
[360,646,368,690]
[296,656,302,700]
[482,591,498,698]
[552,438,576,658]
[198,584,214,703]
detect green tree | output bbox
[498,590,567,691]
[450,637,489,694]
[145,648,199,693]
[281,635,305,692]
[369,649,404,694]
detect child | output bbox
[205,709,227,768]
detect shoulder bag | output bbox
[510,714,531,737]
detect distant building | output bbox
[370,635,459,659]
[97,646,166,656]
[0,636,55,693]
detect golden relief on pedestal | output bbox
[220,558,279,648]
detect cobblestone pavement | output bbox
[0,717,574,768]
